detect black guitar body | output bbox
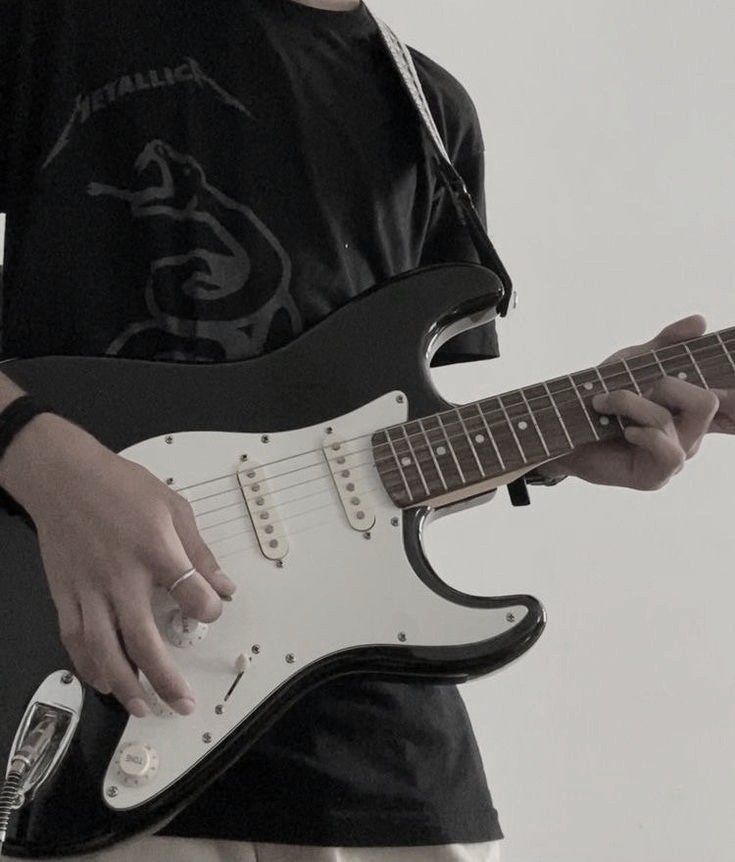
[0,264,545,857]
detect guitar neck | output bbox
[374,326,735,508]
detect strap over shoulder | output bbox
[368,10,516,318]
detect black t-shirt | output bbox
[0,0,504,846]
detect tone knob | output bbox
[114,742,159,787]
[165,609,208,648]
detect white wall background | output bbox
[2,2,733,860]
[368,2,734,860]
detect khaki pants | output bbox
[37,836,502,861]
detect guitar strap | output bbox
[370,11,531,506]
[369,10,516,318]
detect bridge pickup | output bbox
[238,461,288,561]
[322,435,376,532]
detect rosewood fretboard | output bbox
[373,327,735,508]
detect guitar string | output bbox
[186,346,733,526]
[184,347,733,525]
[186,346,732,539]
[197,479,388,554]
[204,494,390,565]
[179,335,735,505]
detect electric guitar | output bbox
[1,263,732,858]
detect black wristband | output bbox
[0,395,55,463]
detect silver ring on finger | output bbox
[168,566,198,595]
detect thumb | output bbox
[647,313,707,350]
[606,314,708,363]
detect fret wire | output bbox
[373,343,732,480]
[385,432,413,503]
[375,336,732,447]
[651,351,666,377]
[475,403,506,470]
[593,367,626,433]
[519,387,550,456]
[541,382,574,450]
[455,408,486,477]
[683,343,708,388]
[437,414,466,484]
[716,332,735,375]
[401,425,430,497]
[418,418,448,491]
[496,395,527,462]
[568,376,600,441]
[620,358,642,395]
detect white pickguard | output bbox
[102,391,528,810]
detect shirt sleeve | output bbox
[413,51,502,368]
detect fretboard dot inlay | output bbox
[518,421,529,431]
[475,434,485,443]
[401,456,412,467]
[678,372,688,380]
[436,446,446,456]
[599,416,610,426]
[584,382,594,391]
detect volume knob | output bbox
[165,609,208,648]
[114,742,159,787]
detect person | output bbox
[0,2,732,862]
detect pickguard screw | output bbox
[285,653,295,664]
[252,644,261,654]
[261,435,270,444]
[363,531,372,540]
[166,478,175,486]
[202,733,212,744]
[506,612,516,623]
[276,560,284,569]
[215,705,224,715]
[326,426,334,435]
[106,786,119,798]
[61,672,74,685]
[398,632,407,642]
[391,517,400,527]
[241,454,248,461]
[165,436,174,444]
[396,395,405,404]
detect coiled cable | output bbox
[0,767,26,854]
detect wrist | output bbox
[0,412,105,518]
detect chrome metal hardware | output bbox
[0,672,83,849]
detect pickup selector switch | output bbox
[113,742,160,787]
[165,609,209,648]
